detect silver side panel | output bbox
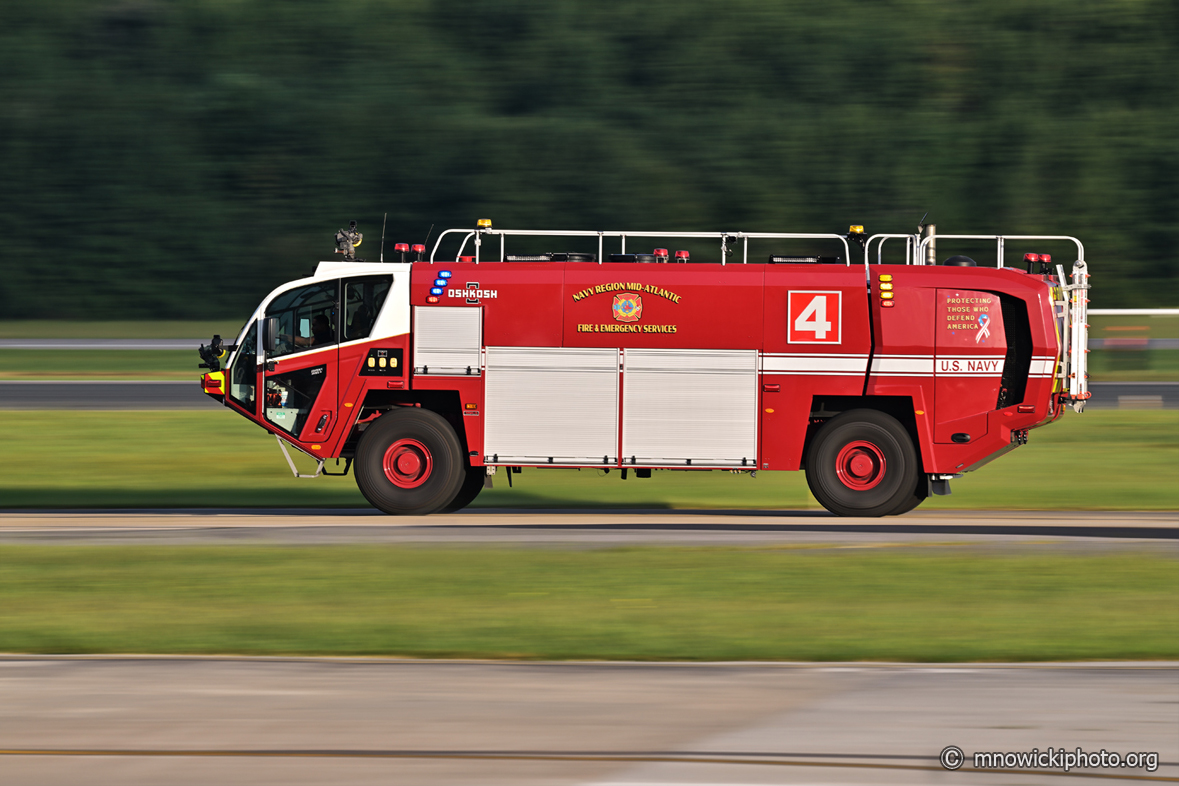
[622,348,758,467]
[484,347,619,464]
[413,306,481,375]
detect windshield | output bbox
[227,320,258,414]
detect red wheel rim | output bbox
[835,440,886,490]
[382,438,433,488]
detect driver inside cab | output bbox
[288,314,334,348]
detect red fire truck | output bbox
[198,222,1090,517]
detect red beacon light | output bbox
[653,248,669,262]
[412,243,426,262]
[674,250,690,263]
[394,242,410,263]
[459,255,475,263]
[1024,252,1051,274]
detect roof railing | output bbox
[864,234,918,267]
[429,228,852,270]
[914,234,1085,268]
[426,228,1088,292]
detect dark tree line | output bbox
[1,0,1176,318]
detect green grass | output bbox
[0,321,239,339]
[1088,349,1179,382]
[0,546,1174,660]
[0,350,199,380]
[2,410,1176,510]
[1088,313,1179,380]
[1090,313,1179,339]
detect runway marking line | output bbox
[0,750,1174,780]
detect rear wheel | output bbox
[355,408,465,515]
[805,409,920,518]
[440,466,485,513]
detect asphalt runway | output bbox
[0,509,1174,545]
[0,380,221,410]
[1,380,1178,410]
[2,512,1174,786]
[1,658,1174,785]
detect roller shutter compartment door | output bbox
[413,306,482,376]
[484,347,619,464]
[622,348,758,467]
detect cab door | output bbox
[261,280,340,445]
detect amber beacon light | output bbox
[878,273,895,308]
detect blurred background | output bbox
[1,8,1175,782]
[1,0,1176,320]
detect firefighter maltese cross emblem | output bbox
[612,293,643,322]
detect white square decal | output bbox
[787,291,842,344]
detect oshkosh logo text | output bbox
[448,282,498,303]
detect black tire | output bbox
[354,408,465,515]
[805,409,921,518]
[440,466,485,513]
[887,480,928,516]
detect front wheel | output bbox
[805,409,921,518]
[354,408,465,515]
[887,479,928,516]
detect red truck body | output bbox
[200,225,1090,516]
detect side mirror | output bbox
[263,316,280,352]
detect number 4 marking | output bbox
[787,290,842,344]
[794,295,832,339]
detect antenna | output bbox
[422,223,435,257]
[916,211,929,234]
[379,212,388,263]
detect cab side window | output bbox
[343,275,392,342]
[266,282,338,359]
